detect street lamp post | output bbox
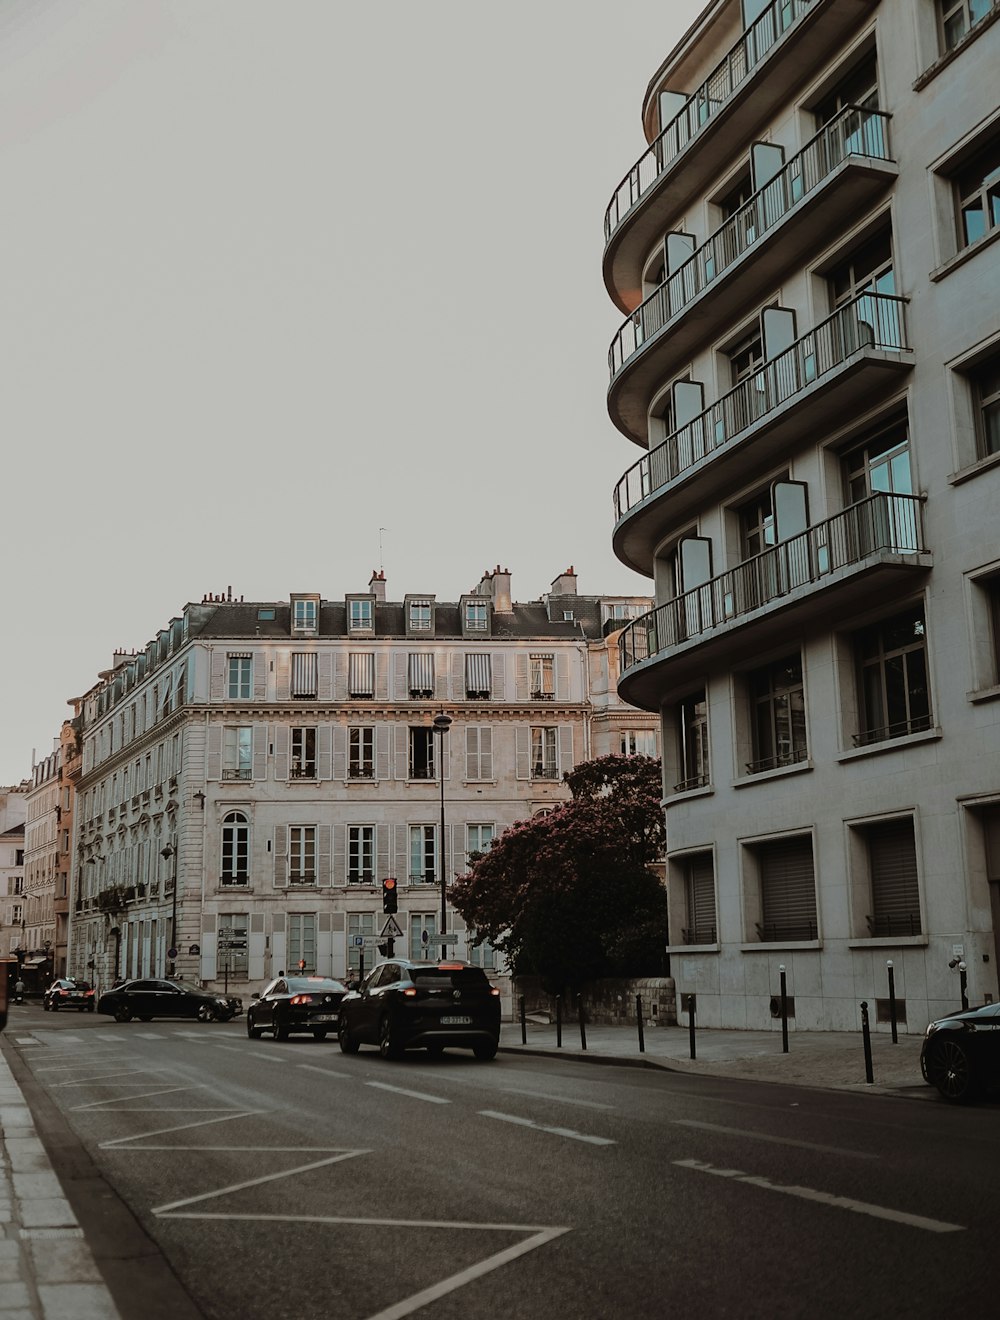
[160,843,179,976]
[431,712,452,947]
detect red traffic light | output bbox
[382,877,398,914]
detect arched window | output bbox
[221,811,250,886]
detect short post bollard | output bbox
[686,993,696,1060]
[577,994,587,1051]
[886,960,898,1044]
[860,1000,874,1085]
[959,961,969,1011]
[556,994,563,1049]
[636,995,645,1054]
[519,995,527,1046]
[779,964,789,1054]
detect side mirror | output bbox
[251,991,260,1000]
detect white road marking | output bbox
[365,1081,450,1105]
[36,1057,141,1073]
[213,1044,286,1062]
[674,1159,965,1233]
[16,1037,40,1044]
[152,1150,368,1214]
[54,1068,168,1087]
[101,1111,266,1148]
[479,1110,615,1146]
[297,1064,353,1079]
[502,1088,615,1111]
[73,1085,202,1111]
[672,1119,878,1159]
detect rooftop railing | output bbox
[613,290,909,524]
[604,0,819,243]
[608,105,893,379]
[619,491,926,675]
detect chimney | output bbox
[549,566,578,597]
[369,570,386,603]
[487,564,512,613]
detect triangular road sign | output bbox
[379,915,404,940]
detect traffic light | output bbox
[382,877,398,914]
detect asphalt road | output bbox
[5,1010,998,1320]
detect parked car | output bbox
[337,959,501,1061]
[97,978,238,1024]
[920,1001,1000,1102]
[247,975,347,1041]
[43,978,96,1013]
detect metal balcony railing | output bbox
[608,105,893,378]
[222,768,252,781]
[619,492,926,674]
[604,0,818,242]
[613,291,909,523]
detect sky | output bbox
[0,0,703,783]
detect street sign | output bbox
[427,935,455,946]
[379,916,404,940]
[218,927,236,937]
[167,946,178,959]
[352,936,381,948]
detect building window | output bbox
[677,692,709,791]
[409,601,432,632]
[409,728,436,780]
[957,137,1000,248]
[223,727,252,781]
[348,653,375,699]
[620,730,657,756]
[292,599,318,633]
[753,835,818,942]
[347,912,375,972]
[228,657,252,700]
[410,912,437,961]
[467,930,497,971]
[218,913,249,976]
[465,601,489,632]
[287,913,317,971]
[970,351,1000,459]
[347,826,375,885]
[466,823,495,868]
[860,818,922,936]
[530,726,558,779]
[682,853,717,944]
[939,0,996,52]
[221,812,249,886]
[290,728,316,779]
[349,599,373,631]
[407,653,435,698]
[465,653,492,699]
[348,727,374,779]
[291,653,318,699]
[257,608,275,621]
[814,51,878,130]
[854,607,930,745]
[289,826,316,885]
[530,654,554,698]
[465,727,493,781]
[748,655,807,774]
[409,826,437,884]
[843,424,912,503]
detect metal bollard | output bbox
[860,1000,874,1084]
[887,961,898,1044]
[556,994,562,1049]
[779,964,789,1054]
[636,995,645,1054]
[519,995,526,1046]
[577,994,587,1051]
[686,993,696,1060]
[959,962,969,1011]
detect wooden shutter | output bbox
[318,649,334,701]
[869,820,921,933]
[273,726,289,782]
[515,726,530,780]
[375,724,390,781]
[375,652,389,700]
[275,652,290,701]
[253,651,267,701]
[492,653,506,700]
[252,724,268,781]
[377,824,390,883]
[317,825,332,887]
[393,652,407,701]
[332,824,346,887]
[480,727,493,780]
[759,836,816,939]
[332,725,346,780]
[334,652,347,701]
[515,654,529,702]
[452,652,464,700]
[393,725,408,780]
[466,726,480,781]
[317,726,333,780]
[685,854,717,942]
[206,725,223,781]
[558,725,574,774]
[434,652,448,700]
[210,651,227,701]
[555,654,570,700]
[273,825,288,888]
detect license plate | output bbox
[440,1015,472,1026]
[69,993,82,998]
[313,1014,336,1023]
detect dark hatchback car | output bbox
[43,978,96,1012]
[337,959,501,1061]
[247,975,347,1041]
[920,1001,1000,1102]
[97,978,238,1024]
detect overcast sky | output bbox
[0,0,702,783]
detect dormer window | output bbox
[291,596,319,633]
[409,600,432,632]
[465,600,489,632]
[349,598,374,631]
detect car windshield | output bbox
[165,980,207,995]
[61,980,91,991]
[285,977,345,992]
[409,966,490,989]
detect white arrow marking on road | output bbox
[479,1110,615,1146]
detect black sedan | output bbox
[920,1001,1000,1102]
[97,978,237,1024]
[246,976,347,1041]
[43,978,96,1012]
[337,959,501,1060]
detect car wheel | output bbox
[473,1040,498,1062]
[312,1028,328,1041]
[926,1036,979,1103]
[247,1013,265,1039]
[338,1019,360,1054]
[378,1013,402,1061]
[273,1016,289,1042]
[114,1005,133,1024]
[43,1002,50,1012]
[197,1004,217,1023]
[51,1002,59,1012]
[426,1043,444,1058]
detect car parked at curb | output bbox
[97,978,238,1024]
[43,978,96,1012]
[337,959,501,1061]
[246,975,347,1041]
[921,1001,1000,1102]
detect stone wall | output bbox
[514,975,676,1026]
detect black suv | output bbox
[337,959,501,1060]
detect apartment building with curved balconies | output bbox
[606,0,1000,1031]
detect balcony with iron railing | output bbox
[612,291,913,575]
[607,106,896,435]
[618,492,930,710]
[603,0,878,308]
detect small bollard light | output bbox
[779,964,789,1054]
[886,960,898,1044]
[860,1000,874,1084]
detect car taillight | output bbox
[490,988,501,997]
[85,989,95,997]
[402,987,418,997]
[289,995,313,1005]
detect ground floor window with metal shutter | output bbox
[755,835,817,941]
[684,853,717,944]
[866,818,921,936]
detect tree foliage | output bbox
[451,754,667,991]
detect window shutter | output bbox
[252,724,268,781]
[558,725,574,773]
[759,836,817,939]
[206,725,223,781]
[332,726,346,780]
[491,653,505,701]
[317,825,332,887]
[377,823,390,882]
[441,730,450,781]
[375,652,389,700]
[481,727,493,780]
[556,654,570,700]
[210,652,227,701]
[466,726,479,781]
[452,652,464,700]
[685,854,717,941]
[318,650,334,701]
[273,825,288,888]
[435,652,448,700]
[376,725,390,781]
[253,652,267,701]
[275,653,290,701]
[334,652,347,701]
[332,824,346,887]
[317,726,333,780]
[515,654,529,701]
[273,726,289,782]
[869,820,921,933]
[394,652,408,700]
[515,726,530,779]
[393,725,408,780]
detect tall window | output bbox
[409,728,435,780]
[407,653,435,698]
[348,826,375,884]
[287,913,317,971]
[223,727,252,781]
[228,657,252,700]
[467,930,497,971]
[530,654,554,697]
[620,730,657,756]
[218,912,249,976]
[289,826,316,885]
[409,825,437,883]
[221,812,250,886]
[530,726,558,779]
[971,353,1000,458]
[293,599,317,632]
[677,692,709,790]
[348,653,374,699]
[409,912,437,961]
[465,653,492,699]
[957,137,1000,247]
[862,818,922,937]
[347,912,375,973]
[348,727,374,779]
[291,653,318,699]
[843,424,912,503]
[754,835,818,942]
[939,0,995,52]
[465,601,489,632]
[814,52,878,128]
[290,728,316,779]
[409,601,432,632]
[466,823,495,867]
[349,599,373,631]
[465,727,493,781]
[854,607,930,745]
[683,853,717,944]
[748,655,807,774]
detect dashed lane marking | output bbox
[297,1063,353,1079]
[479,1110,615,1146]
[365,1081,450,1105]
[672,1119,878,1159]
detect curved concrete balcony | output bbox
[603,0,879,312]
[618,493,931,711]
[612,292,913,575]
[607,108,896,442]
